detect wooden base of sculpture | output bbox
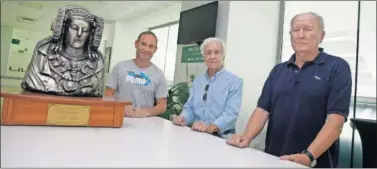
[1,90,130,128]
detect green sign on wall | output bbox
[181,45,204,63]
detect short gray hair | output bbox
[200,37,226,57]
[290,12,325,31]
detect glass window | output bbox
[164,24,179,88]
[356,1,376,120]
[151,26,169,72]
[151,23,179,88]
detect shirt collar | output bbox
[205,66,226,81]
[287,47,328,67]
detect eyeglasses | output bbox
[202,84,209,102]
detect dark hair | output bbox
[137,31,158,45]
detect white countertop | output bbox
[1,117,304,168]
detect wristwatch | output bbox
[302,150,317,167]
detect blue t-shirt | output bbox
[257,48,352,168]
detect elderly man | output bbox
[227,12,352,168]
[172,37,243,139]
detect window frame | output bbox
[149,21,180,88]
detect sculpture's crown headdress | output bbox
[50,5,104,51]
[66,7,95,23]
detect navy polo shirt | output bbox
[257,48,352,168]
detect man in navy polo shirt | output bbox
[227,12,352,168]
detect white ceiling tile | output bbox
[2,1,182,31]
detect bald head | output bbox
[290,12,325,32]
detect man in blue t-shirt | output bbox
[227,12,352,168]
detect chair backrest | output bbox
[350,118,377,168]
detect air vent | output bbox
[11,38,21,45]
[19,2,43,9]
[17,16,37,24]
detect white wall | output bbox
[103,22,116,48]
[7,29,46,78]
[1,25,13,76]
[98,22,116,57]
[111,21,146,70]
[225,1,281,149]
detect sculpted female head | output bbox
[50,5,104,60]
[65,15,91,49]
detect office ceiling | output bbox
[1,1,182,32]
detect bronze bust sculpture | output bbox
[21,5,105,97]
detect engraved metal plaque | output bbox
[46,104,90,126]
